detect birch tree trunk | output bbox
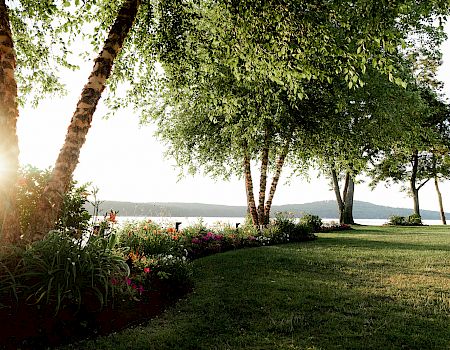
[243,145,259,227]
[264,143,289,224]
[0,0,21,244]
[257,130,270,226]
[434,176,446,225]
[32,0,141,240]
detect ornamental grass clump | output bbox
[0,231,130,314]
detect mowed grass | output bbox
[65,226,450,350]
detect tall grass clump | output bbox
[1,232,130,314]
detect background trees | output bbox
[369,88,450,220]
[145,0,449,227]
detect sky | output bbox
[16,24,450,212]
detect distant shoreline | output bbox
[85,200,449,220]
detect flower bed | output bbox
[0,213,348,348]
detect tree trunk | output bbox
[411,187,420,217]
[0,0,21,244]
[410,150,420,217]
[257,130,270,226]
[31,0,141,240]
[243,145,259,227]
[434,176,446,225]
[331,169,345,224]
[264,143,289,224]
[342,174,355,225]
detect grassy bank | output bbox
[64,226,450,349]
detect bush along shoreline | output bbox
[0,212,350,349]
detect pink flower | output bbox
[111,278,118,285]
[132,284,137,290]
[144,267,151,274]
[126,277,132,286]
[137,285,144,294]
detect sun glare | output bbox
[0,154,12,183]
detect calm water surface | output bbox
[113,217,447,228]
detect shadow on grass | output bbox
[315,235,450,253]
[71,241,450,350]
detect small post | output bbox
[235,223,240,229]
[175,222,182,232]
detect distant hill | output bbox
[85,200,449,220]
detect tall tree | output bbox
[33,0,141,240]
[0,0,80,243]
[135,0,449,228]
[0,0,20,242]
[290,69,427,224]
[0,0,157,242]
[369,88,449,219]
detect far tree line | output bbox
[1,0,450,245]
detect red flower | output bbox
[144,267,151,274]
[108,210,117,223]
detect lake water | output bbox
[112,216,447,228]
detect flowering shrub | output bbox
[188,231,226,258]
[320,222,353,232]
[299,213,323,232]
[114,216,322,296]
[117,221,193,294]
[119,220,186,257]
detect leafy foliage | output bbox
[8,0,86,105]
[369,88,450,216]
[299,213,323,232]
[16,166,91,238]
[387,214,422,226]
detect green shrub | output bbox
[407,214,422,225]
[56,183,92,234]
[299,213,323,232]
[12,231,129,313]
[387,214,422,226]
[239,214,260,237]
[16,166,91,237]
[272,212,315,242]
[180,218,209,237]
[388,215,406,226]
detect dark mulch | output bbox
[0,280,191,350]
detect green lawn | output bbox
[63,226,450,350]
